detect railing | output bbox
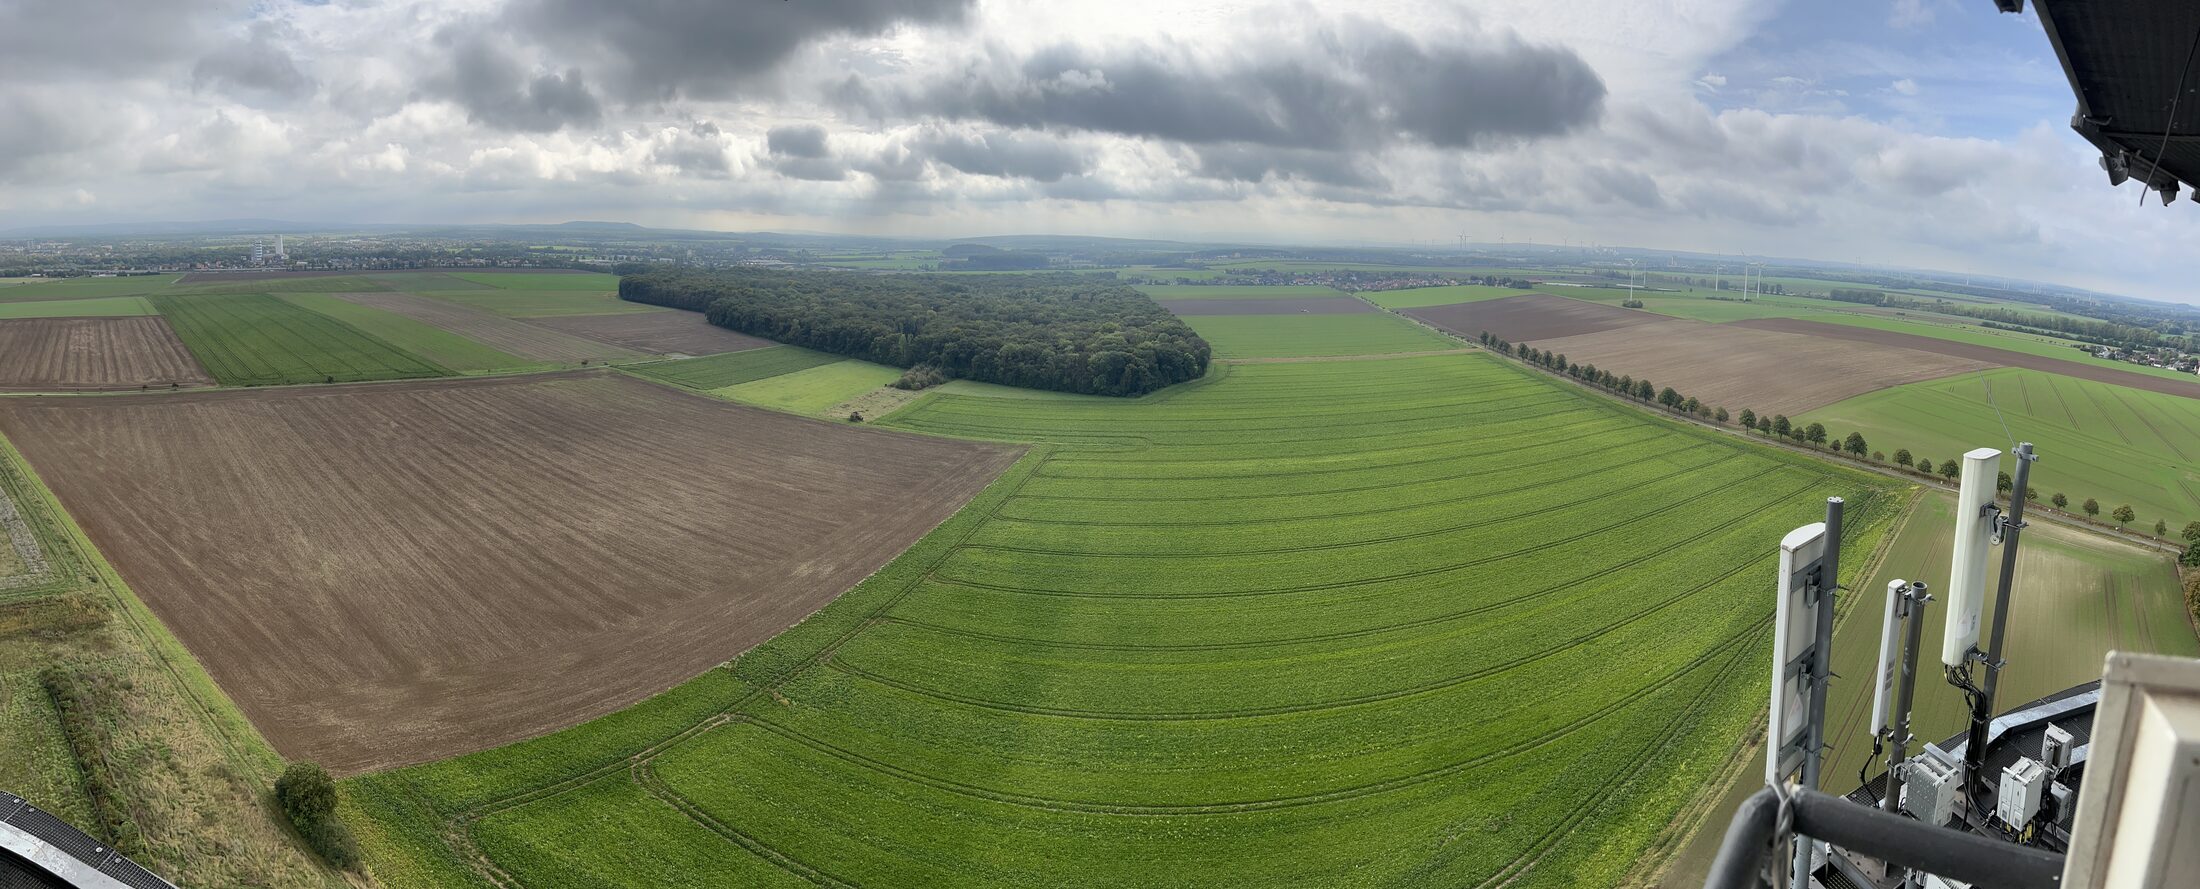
[1704,787,2065,889]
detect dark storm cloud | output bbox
[767,124,832,158]
[193,23,316,102]
[918,130,1087,182]
[432,32,604,133]
[855,20,1604,152]
[506,0,974,101]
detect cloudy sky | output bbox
[3,0,2196,301]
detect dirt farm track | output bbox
[0,371,1021,773]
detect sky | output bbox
[3,0,2197,302]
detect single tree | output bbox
[1635,379,1655,400]
[1915,459,1933,476]
[1996,471,2013,495]
[277,763,339,826]
[2155,519,2169,537]
[2052,492,2069,509]
[1871,450,1885,462]
[1939,460,1960,480]
[1893,448,1912,468]
[1714,406,1730,423]
[1679,394,1698,413]
[2083,498,2101,518]
[2181,520,2200,543]
[1738,408,1756,430]
[1844,432,1867,456]
[1803,422,1827,444]
[2111,504,2136,528]
[1772,415,1792,438]
[2026,487,2039,502]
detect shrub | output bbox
[891,364,947,391]
[276,762,360,870]
[39,665,141,854]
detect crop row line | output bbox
[830,538,1779,722]
[1028,412,1630,483]
[883,472,1803,654]
[938,468,1817,600]
[632,758,855,887]
[725,616,1769,820]
[915,397,1592,455]
[973,443,1732,558]
[911,381,1555,431]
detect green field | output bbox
[1804,312,2200,385]
[1133,284,1349,300]
[168,275,389,295]
[277,293,539,374]
[627,346,842,390]
[350,352,1900,888]
[422,289,661,318]
[719,361,904,415]
[1802,367,2200,526]
[1362,285,1538,309]
[450,272,620,291]
[1183,313,1459,358]
[153,293,450,386]
[0,276,179,300]
[0,296,155,318]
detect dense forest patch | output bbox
[619,270,1210,396]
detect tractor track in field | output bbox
[994,440,1718,528]
[973,446,1735,558]
[827,544,1781,722]
[908,391,1577,444]
[911,383,1556,430]
[1030,411,1623,480]
[706,619,1768,820]
[936,469,1817,598]
[882,479,1810,654]
[632,758,856,887]
[1006,429,1718,505]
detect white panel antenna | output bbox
[1768,522,1827,785]
[1869,578,1905,740]
[1940,447,2002,668]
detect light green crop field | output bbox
[422,289,662,318]
[1362,285,1538,308]
[719,361,905,415]
[1184,313,1459,358]
[348,353,1902,888]
[153,293,450,386]
[0,296,155,318]
[1133,284,1348,300]
[0,275,179,301]
[1802,367,2200,526]
[277,293,539,374]
[450,272,620,291]
[169,275,389,294]
[628,346,843,390]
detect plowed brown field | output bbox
[0,317,214,390]
[1404,293,1649,340]
[0,372,1021,773]
[328,291,644,363]
[1529,319,1991,414]
[530,311,776,356]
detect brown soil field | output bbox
[1732,318,2200,400]
[0,318,215,391]
[530,311,777,356]
[328,291,645,363]
[1528,319,1992,414]
[0,371,1021,773]
[1160,297,1376,315]
[1404,293,1652,341]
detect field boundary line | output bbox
[631,754,853,887]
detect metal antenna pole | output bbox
[1793,497,1844,888]
[1883,583,1931,814]
[1964,442,2035,792]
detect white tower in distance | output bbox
[274,234,286,260]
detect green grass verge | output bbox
[1182,312,1459,358]
[717,361,904,415]
[1802,367,2200,527]
[153,292,450,386]
[277,293,541,374]
[0,297,156,318]
[627,346,841,390]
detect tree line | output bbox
[1478,330,2189,540]
[620,270,1210,397]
